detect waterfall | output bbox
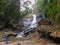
[29,14,38,28]
[16,0,45,38]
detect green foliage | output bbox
[0,0,30,29]
[37,0,60,23]
[45,0,58,21]
[37,0,44,13]
[56,13,60,22]
[0,0,23,28]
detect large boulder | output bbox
[50,31,60,37]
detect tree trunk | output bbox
[57,0,60,6]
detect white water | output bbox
[20,0,38,29]
[16,0,45,38]
[16,14,38,38]
[29,14,38,28]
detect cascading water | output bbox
[29,14,38,29]
[16,0,45,38]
